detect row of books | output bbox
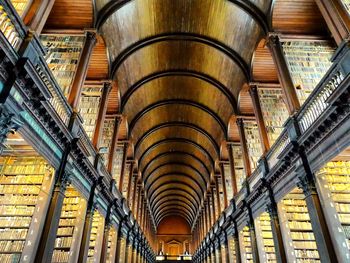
[280,189,320,261]
[243,121,263,172]
[40,34,85,98]
[258,88,289,145]
[255,213,276,262]
[239,226,254,262]
[282,41,335,105]
[87,211,104,262]
[0,157,51,261]
[106,227,117,263]
[100,119,116,168]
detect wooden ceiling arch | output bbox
[137,139,215,172]
[157,211,192,227]
[154,202,196,223]
[150,189,200,213]
[144,163,207,189]
[94,0,271,227]
[151,195,197,217]
[141,156,210,181]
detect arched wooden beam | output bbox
[148,181,202,205]
[121,70,237,111]
[142,152,211,181]
[155,206,194,225]
[151,194,197,215]
[154,200,196,221]
[146,172,206,197]
[138,138,215,170]
[154,204,195,226]
[128,99,228,137]
[150,188,200,211]
[109,33,250,81]
[149,185,201,207]
[95,0,268,35]
[135,122,220,158]
[157,212,191,227]
[144,162,207,187]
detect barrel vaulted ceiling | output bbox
[94,0,273,228]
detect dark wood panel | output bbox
[45,0,93,29]
[272,0,328,34]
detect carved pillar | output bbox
[236,119,251,177]
[214,175,222,215]
[0,105,22,154]
[315,0,350,45]
[219,163,228,207]
[108,116,123,174]
[24,0,56,34]
[68,30,97,109]
[127,161,135,203]
[118,141,129,192]
[77,182,97,263]
[247,208,260,263]
[298,175,338,262]
[34,141,75,262]
[226,144,238,195]
[211,188,217,222]
[132,176,138,212]
[267,34,300,114]
[233,222,242,263]
[249,85,270,153]
[92,81,112,149]
[207,200,212,229]
[264,184,287,263]
[222,233,230,263]
[100,203,114,263]
[115,221,127,263]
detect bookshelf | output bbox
[40,34,85,98]
[106,227,117,263]
[87,210,105,263]
[258,88,289,145]
[282,41,335,105]
[216,176,225,211]
[78,85,103,140]
[254,212,276,263]
[238,226,253,263]
[0,5,22,50]
[52,186,87,263]
[243,121,263,172]
[278,188,320,262]
[223,164,234,200]
[316,161,350,258]
[111,145,123,184]
[232,145,245,192]
[99,118,115,168]
[9,0,30,17]
[0,156,54,263]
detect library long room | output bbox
[0,0,349,262]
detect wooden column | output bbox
[34,142,73,263]
[127,162,135,203]
[92,81,112,149]
[24,0,55,34]
[118,142,129,192]
[115,223,125,263]
[68,30,97,108]
[77,183,97,263]
[135,184,142,220]
[226,144,238,195]
[211,187,217,221]
[248,210,260,263]
[236,118,252,177]
[219,163,228,207]
[315,0,350,45]
[222,234,230,263]
[266,200,287,263]
[207,200,212,229]
[233,223,242,263]
[249,85,270,153]
[267,33,300,114]
[108,116,123,174]
[132,176,138,212]
[100,209,112,263]
[214,175,222,215]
